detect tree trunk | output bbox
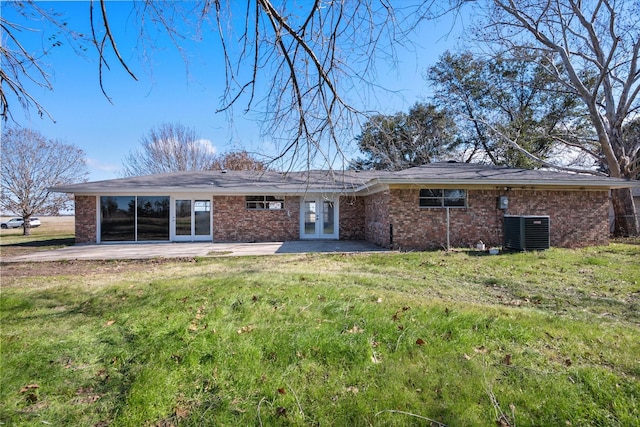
[607,124,639,237]
[611,188,639,237]
[22,217,32,237]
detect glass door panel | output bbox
[175,200,192,236]
[322,201,335,235]
[304,201,317,236]
[194,200,211,236]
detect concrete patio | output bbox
[2,240,389,262]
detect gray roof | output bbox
[50,163,638,195]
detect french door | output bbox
[172,198,212,241]
[300,197,339,239]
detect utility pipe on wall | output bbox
[446,207,450,251]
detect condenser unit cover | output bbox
[503,215,550,251]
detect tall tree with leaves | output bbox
[120,123,216,176]
[352,103,457,170]
[1,127,88,235]
[428,50,593,168]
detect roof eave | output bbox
[49,186,364,195]
[369,178,635,189]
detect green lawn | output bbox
[1,244,639,426]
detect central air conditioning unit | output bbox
[503,215,550,251]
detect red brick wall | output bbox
[213,196,300,242]
[364,191,391,247]
[72,188,609,248]
[339,196,365,240]
[75,195,97,244]
[368,188,609,250]
[506,189,609,248]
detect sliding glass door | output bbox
[99,196,169,242]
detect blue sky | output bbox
[2,1,467,181]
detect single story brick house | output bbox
[51,163,638,250]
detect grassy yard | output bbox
[0,216,75,257]
[1,243,639,426]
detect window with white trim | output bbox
[246,195,285,210]
[419,189,467,208]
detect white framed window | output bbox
[246,195,285,210]
[419,189,467,208]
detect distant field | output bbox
[0,216,75,229]
[0,216,75,257]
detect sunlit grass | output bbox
[0,216,75,257]
[1,244,639,426]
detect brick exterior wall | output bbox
[364,191,391,247]
[75,195,97,244]
[339,196,366,240]
[214,195,366,242]
[71,188,610,248]
[373,188,609,250]
[213,196,300,242]
[506,189,609,248]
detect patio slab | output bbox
[1,240,389,263]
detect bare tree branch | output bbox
[120,122,217,177]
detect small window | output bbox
[246,195,285,210]
[419,189,467,208]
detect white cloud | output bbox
[86,158,120,173]
[195,139,217,155]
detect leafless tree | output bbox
[210,150,267,171]
[458,0,640,235]
[120,123,217,176]
[1,127,88,235]
[1,1,430,169]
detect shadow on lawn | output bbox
[1,238,75,248]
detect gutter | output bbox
[49,176,639,196]
[353,177,639,193]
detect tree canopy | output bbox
[427,50,594,169]
[352,103,457,170]
[1,0,431,168]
